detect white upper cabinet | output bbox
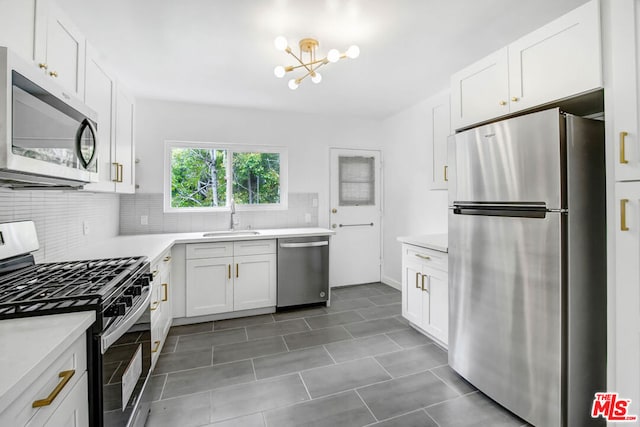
[114,86,135,193]
[611,0,640,181]
[83,43,116,192]
[83,45,136,194]
[451,48,510,130]
[34,0,85,98]
[0,0,37,61]
[451,0,602,130]
[508,0,602,113]
[428,90,452,190]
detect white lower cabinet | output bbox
[234,254,277,311]
[186,240,277,317]
[150,249,173,368]
[186,256,234,316]
[1,333,88,427]
[37,373,88,427]
[401,243,448,346]
[614,181,640,410]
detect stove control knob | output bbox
[120,296,133,307]
[105,303,126,317]
[125,285,142,297]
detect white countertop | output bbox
[0,311,95,413]
[62,228,334,264]
[397,233,448,253]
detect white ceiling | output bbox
[57,0,589,118]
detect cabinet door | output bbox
[428,91,451,190]
[614,182,640,411]
[233,254,276,311]
[186,257,233,316]
[422,268,448,346]
[611,0,640,181]
[40,1,85,97]
[402,258,423,325]
[83,43,116,192]
[0,0,37,61]
[114,85,135,193]
[160,279,172,338]
[40,372,88,427]
[450,48,509,130]
[508,0,601,113]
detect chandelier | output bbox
[273,36,360,90]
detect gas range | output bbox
[0,256,150,330]
[0,221,153,427]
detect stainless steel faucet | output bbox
[229,198,236,230]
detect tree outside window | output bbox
[166,143,286,211]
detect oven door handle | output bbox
[101,288,151,354]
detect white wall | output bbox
[134,97,449,287]
[380,98,449,286]
[134,99,384,227]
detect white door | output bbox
[329,148,381,286]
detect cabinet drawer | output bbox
[234,240,276,256]
[403,245,448,272]
[0,333,87,426]
[28,372,88,427]
[186,242,233,260]
[155,249,172,276]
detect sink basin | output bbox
[202,230,261,238]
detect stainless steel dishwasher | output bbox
[277,236,329,308]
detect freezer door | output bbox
[448,209,562,427]
[450,108,564,209]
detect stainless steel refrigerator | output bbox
[448,108,606,427]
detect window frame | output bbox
[163,141,288,213]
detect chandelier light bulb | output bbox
[346,45,360,59]
[327,49,341,63]
[274,65,286,78]
[311,72,322,84]
[288,79,299,90]
[274,36,288,51]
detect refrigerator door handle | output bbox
[452,203,547,219]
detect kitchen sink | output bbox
[202,230,261,238]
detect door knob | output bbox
[332,224,337,229]
[331,208,337,214]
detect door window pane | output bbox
[339,156,375,206]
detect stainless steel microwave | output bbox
[0,46,98,188]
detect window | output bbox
[164,142,287,212]
[338,156,375,206]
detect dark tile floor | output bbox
[146,283,527,427]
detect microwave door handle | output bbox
[75,119,98,169]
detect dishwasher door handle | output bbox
[279,241,329,248]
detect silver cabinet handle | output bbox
[415,254,431,260]
[279,241,328,248]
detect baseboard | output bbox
[381,275,401,291]
[172,306,275,326]
[330,277,401,290]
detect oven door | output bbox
[101,290,152,427]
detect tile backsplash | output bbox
[120,193,319,234]
[0,188,120,263]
